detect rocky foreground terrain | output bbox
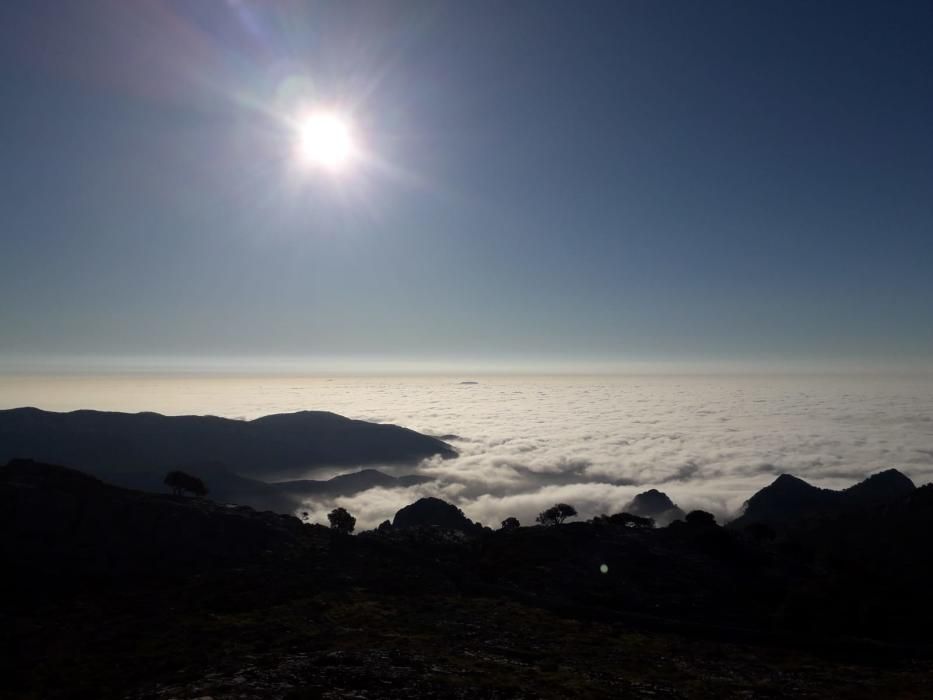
[4,459,933,699]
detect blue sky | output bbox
[1,1,931,372]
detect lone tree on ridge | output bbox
[501,516,520,529]
[327,507,357,534]
[536,503,577,526]
[164,470,209,498]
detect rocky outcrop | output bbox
[392,497,479,532]
[622,489,685,525]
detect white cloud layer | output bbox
[4,373,933,529]
[295,375,933,528]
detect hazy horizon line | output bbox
[2,353,932,378]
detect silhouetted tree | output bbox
[164,470,209,498]
[164,470,184,496]
[536,503,577,526]
[327,507,356,534]
[685,510,717,527]
[501,516,520,529]
[376,520,393,534]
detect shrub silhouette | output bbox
[607,512,654,528]
[536,503,577,526]
[327,507,356,534]
[685,510,717,527]
[163,470,208,498]
[501,516,520,529]
[376,519,393,533]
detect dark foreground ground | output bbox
[9,569,933,700]
[11,587,933,700]
[4,460,933,699]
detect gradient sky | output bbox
[1,1,931,372]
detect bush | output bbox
[500,516,520,529]
[536,503,577,526]
[163,470,209,498]
[685,510,717,527]
[607,512,654,529]
[327,507,356,534]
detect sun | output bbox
[297,112,356,170]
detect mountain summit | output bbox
[622,489,685,525]
[730,469,915,530]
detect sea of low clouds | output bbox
[5,373,931,530]
[299,375,933,528]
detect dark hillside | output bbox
[4,460,933,699]
[0,407,456,481]
[729,469,916,531]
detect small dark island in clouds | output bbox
[2,0,933,698]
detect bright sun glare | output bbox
[298,112,356,170]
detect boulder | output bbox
[392,497,477,532]
[622,489,685,525]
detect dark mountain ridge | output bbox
[279,468,432,498]
[729,468,915,530]
[0,406,456,482]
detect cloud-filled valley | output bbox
[5,373,931,530]
[290,376,933,528]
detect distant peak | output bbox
[771,473,813,488]
[623,489,683,522]
[844,468,915,501]
[629,489,675,507]
[861,468,913,485]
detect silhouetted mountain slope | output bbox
[0,459,311,581]
[0,407,456,480]
[277,468,432,498]
[95,462,433,513]
[840,467,915,506]
[623,489,685,525]
[6,460,933,698]
[95,461,297,512]
[729,469,915,530]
